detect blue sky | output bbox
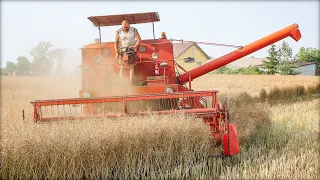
[1,1,319,70]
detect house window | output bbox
[197,61,202,67]
[192,47,195,56]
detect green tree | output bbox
[276,62,301,75]
[276,41,301,75]
[6,61,16,71]
[263,41,301,75]
[243,66,263,75]
[278,41,293,62]
[1,68,10,76]
[210,65,228,74]
[5,61,16,75]
[263,44,279,74]
[30,42,54,75]
[296,47,320,72]
[49,48,66,76]
[216,66,228,74]
[16,56,31,75]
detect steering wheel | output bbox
[117,46,135,56]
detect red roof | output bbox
[172,42,210,59]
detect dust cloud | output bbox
[61,48,135,98]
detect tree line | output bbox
[1,40,319,76]
[211,41,320,75]
[1,42,66,76]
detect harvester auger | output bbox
[30,12,301,156]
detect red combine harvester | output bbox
[30,12,301,156]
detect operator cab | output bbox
[80,12,187,97]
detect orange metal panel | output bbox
[223,124,240,156]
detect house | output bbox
[295,62,317,76]
[256,62,317,76]
[173,42,211,71]
[227,57,266,69]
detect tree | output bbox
[49,48,66,76]
[276,62,301,75]
[30,42,68,76]
[296,47,320,72]
[276,41,301,75]
[30,42,54,75]
[210,65,237,74]
[16,56,31,75]
[263,41,301,75]
[5,61,16,75]
[263,44,279,74]
[278,41,293,63]
[243,66,264,75]
[6,61,16,71]
[1,68,10,76]
[215,65,228,74]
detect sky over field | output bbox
[1,1,319,71]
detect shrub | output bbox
[307,85,318,95]
[316,83,320,93]
[294,85,306,97]
[281,87,295,99]
[259,88,267,102]
[268,87,282,101]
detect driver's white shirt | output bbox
[117,27,137,49]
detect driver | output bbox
[114,20,141,59]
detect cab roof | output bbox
[87,12,160,27]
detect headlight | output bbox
[151,52,158,60]
[139,45,146,53]
[105,48,111,56]
[83,91,91,98]
[165,86,174,93]
[94,56,101,64]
